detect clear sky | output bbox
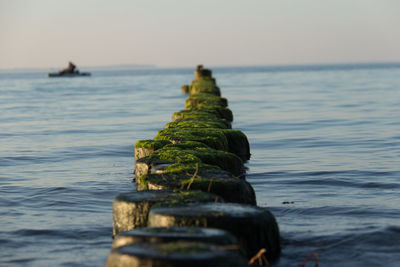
[1,0,399,69]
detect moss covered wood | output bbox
[165,118,229,130]
[190,106,233,122]
[134,139,171,162]
[154,127,229,151]
[163,162,231,177]
[154,128,249,159]
[221,129,251,161]
[137,173,256,205]
[190,79,221,96]
[112,190,219,236]
[185,93,228,109]
[172,109,227,123]
[148,203,280,262]
[172,112,232,128]
[174,107,233,122]
[134,145,244,177]
[181,85,190,94]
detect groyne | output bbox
[107,66,281,266]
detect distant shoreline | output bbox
[1,61,400,72]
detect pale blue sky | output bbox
[1,0,399,69]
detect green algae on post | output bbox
[154,127,229,151]
[172,111,232,128]
[137,173,256,205]
[165,118,229,129]
[191,106,234,122]
[174,107,233,122]
[172,109,228,121]
[155,127,249,159]
[190,79,221,96]
[162,141,209,150]
[163,162,230,177]
[135,145,244,177]
[134,139,170,161]
[185,93,228,109]
[178,176,255,204]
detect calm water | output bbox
[1,64,400,266]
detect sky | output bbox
[0,0,399,69]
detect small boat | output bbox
[48,62,91,77]
[48,71,91,77]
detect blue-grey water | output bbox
[1,64,400,266]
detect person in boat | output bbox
[59,62,78,75]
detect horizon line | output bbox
[1,60,400,72]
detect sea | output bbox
[1,63,399,266]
